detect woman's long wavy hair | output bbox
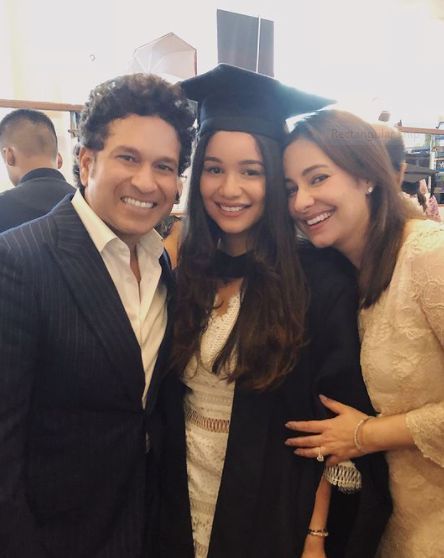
[170,131,307,391]
[285,109,412,308]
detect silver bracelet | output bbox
[353,416,373,452]
[308,528,329,538]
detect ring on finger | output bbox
[316,447,325,462]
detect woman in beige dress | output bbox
[283,109,444,558]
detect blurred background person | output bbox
[373,123,436,220]
[401,179,427,215]
[160,215,183,268]
[372,123,406,186]
[155,175,184,267]
[0,108,74,232]
[419,178,441,222]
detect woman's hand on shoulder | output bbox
[285,395,368,465]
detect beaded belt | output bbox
[184,404,230,433]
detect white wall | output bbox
[2,0,443,110]
[1,0,443,192]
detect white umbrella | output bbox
[130,32,197,83]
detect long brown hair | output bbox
[285,109,410,308]
[171,131,307,391]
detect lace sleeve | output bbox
[406,227,444,467]
[412,227,444,348]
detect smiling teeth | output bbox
[306,212,332,226]
[122,197,154,209]
[220,205,245,213]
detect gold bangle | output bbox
[353,416,373,452]
[308,528,329,538]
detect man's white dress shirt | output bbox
[72,190,167,407]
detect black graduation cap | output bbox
[181,64,334,141]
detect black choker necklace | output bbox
[210,250,251,281]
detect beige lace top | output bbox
[359,219,444,558]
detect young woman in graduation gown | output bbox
[154,66,391,558]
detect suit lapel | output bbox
[209,384,276,556]
[48,199,145,405]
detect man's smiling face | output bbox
[80,114,180,248]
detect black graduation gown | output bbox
[155,246,391,558]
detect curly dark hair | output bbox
[74,73,195,188]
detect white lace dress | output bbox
[183,294,239,558]
[359,220,444,558]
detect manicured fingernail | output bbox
[319,394,328,401]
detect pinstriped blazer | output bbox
[0,196,174,558]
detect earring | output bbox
[366,186,374,195]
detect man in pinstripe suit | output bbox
[0,74,194,557]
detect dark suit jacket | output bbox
[0,196,174,558]
[0,168,74,232]
[156,246,392,558]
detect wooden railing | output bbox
[0,99,83,112]
[397,126,444,136]
[0,99,83,140]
